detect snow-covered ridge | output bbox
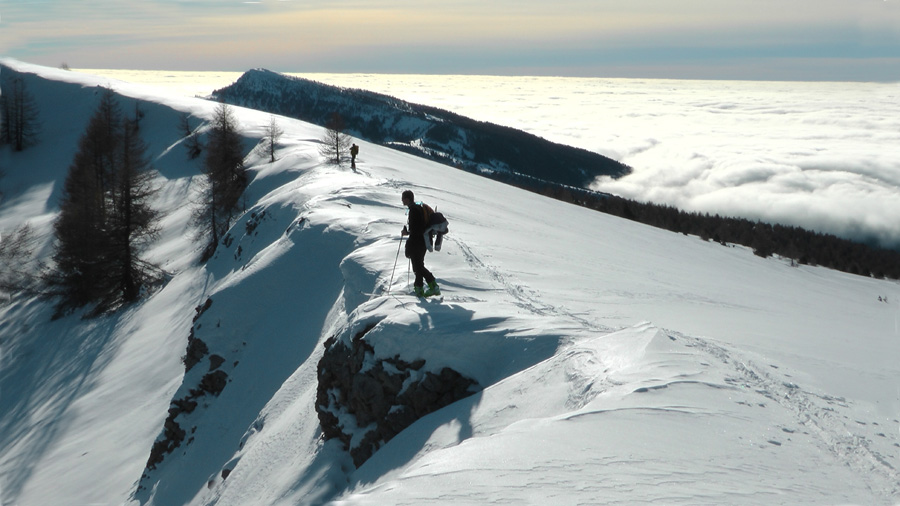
[1,60,899,505]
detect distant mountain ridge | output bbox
[211,69,631,187]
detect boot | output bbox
[414,285,426,297]
[424,281,441,297]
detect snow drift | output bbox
[1,60,899,506]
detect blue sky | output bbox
[1,0,898,80]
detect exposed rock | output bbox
[145,297,231,471]
[184,298,213,372]
[198,370,229,395]
[193,297,213,322]
[183,330,208,372]
[209,354,226,371]
[316,323,478,467]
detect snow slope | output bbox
[1,60,899,505]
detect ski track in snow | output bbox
[674,332,900,499]
[422,214,899,499]
[451,236,608,335]
[451,222,900,500]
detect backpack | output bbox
[421,202,434,225]
[420,202,447,226]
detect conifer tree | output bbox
[52,157,108,308]
[195,103,246,259]
[319,112,352,166]
[105,118,161,305]
[0,76,42,151]
[51,90,121,309]
[50,88,161,315]
[259,114,283,163]
[179,113,203,160]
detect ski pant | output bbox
[410,251,435,288]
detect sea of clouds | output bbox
[87,69,900,250]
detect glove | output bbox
[401,226,408,236]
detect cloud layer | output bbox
[288,73,900,250]
[586,80,900,249]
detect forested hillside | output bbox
[211,69,631,187]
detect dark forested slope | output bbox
[212,69,631,188]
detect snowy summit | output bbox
[1,60,899,506]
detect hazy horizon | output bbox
[3,0,898,82]
[77,66,900,84]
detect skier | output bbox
[401,190,440,297]
[350,144,359,169]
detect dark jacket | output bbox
[405,202,427,258]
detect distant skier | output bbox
[401,190,440,297]
[350,143,359,169]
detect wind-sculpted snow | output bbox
[1,61,899,506]
[339,324,900,504]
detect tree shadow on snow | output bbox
[0,299,121,504]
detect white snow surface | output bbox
[1,60,899,506]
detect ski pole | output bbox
[388,236,404,293]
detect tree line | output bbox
[1,76,44,300]
[0,76,309,317]
[0,77,257,316]
[48,97,252,316]
[490,171,900,280]
[192,103,249,261]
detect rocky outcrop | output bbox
[316,323,478,467]
[145,297,230,471]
